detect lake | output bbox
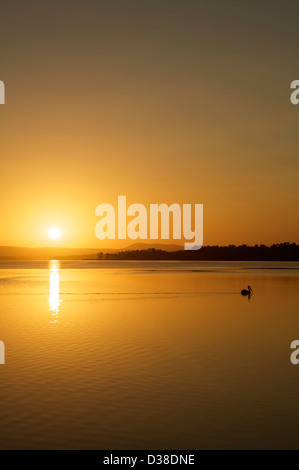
[0,260,298,449]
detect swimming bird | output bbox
[241,285,253,296]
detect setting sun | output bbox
[48,227,61,240]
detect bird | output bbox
[241,285,253,296]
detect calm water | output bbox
[0,260,298,449]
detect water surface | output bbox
[0,261,298,449]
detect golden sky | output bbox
[0,1,298,248]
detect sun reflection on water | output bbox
[48,260,62,323]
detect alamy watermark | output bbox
[290,340,299,365]
[1,79,6,362]
[0,80,5,104]
[290,80,299,105]
[0,340,5,365]
[95,196,203,250]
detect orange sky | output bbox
[0,1,298,248]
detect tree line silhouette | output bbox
[97,242,299,261]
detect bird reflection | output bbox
[48,260,62,323]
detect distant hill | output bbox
[120,242,183,252]
[0,246,102,260]
[0,243,183,260]
[97,243,299,261]
[2,243,298,261]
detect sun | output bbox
[48,227,61,240]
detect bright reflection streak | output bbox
[48,260,62,323]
